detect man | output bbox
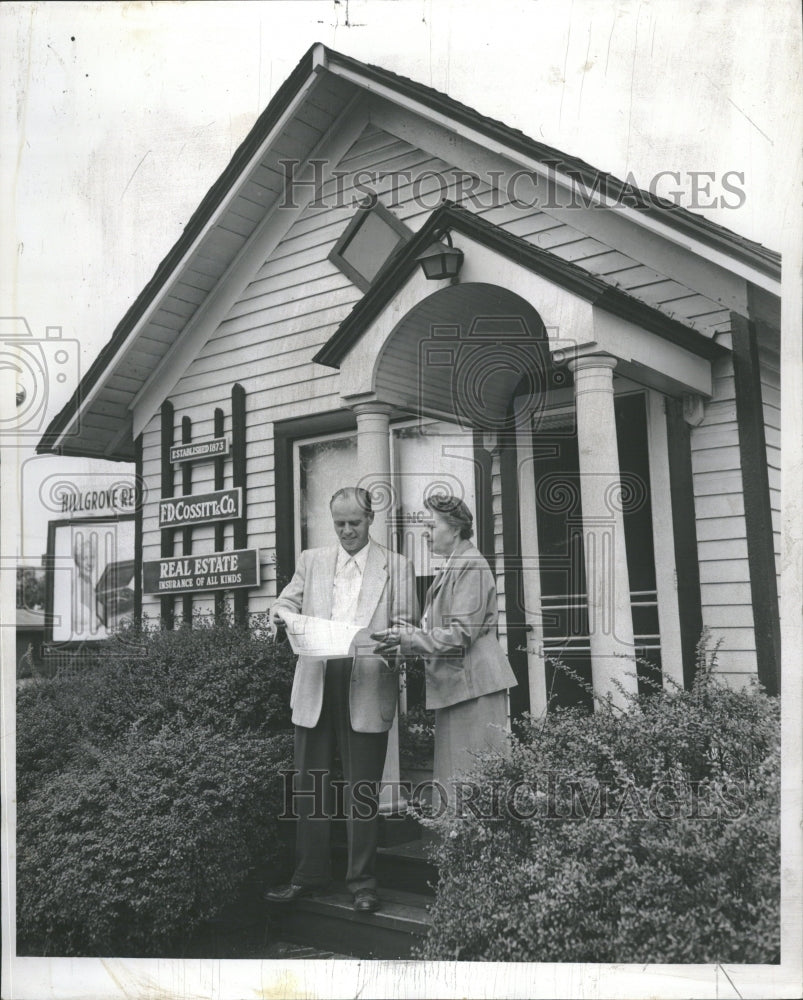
[265,486,418,913]
[72,532,104,639]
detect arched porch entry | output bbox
[337,278,660,720]
[371,281,555,719]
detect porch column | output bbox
[351,400,404,812]
[567,355,639,709]
[353,401,394,548]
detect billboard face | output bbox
[48,517,136,643]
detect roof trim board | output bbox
[312,202,730,370]
[38,44,325,454]
[129,92,370,440]
[324,49,780,284]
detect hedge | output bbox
[17,615,295,956]
[416,640,780,964]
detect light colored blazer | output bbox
[399,539,517,710]
[273,541,418,733]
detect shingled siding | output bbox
[690,354,758,681]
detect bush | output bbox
[17,615,295,956]
[399,704,435,768]
[16,613,295,800]
[417,648,780,964]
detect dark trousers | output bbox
[292,657,389,893]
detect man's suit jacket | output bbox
[273,541,418,732]
[399,539,517,710]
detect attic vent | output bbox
[328,195,412,292]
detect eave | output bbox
[313,202,730,371]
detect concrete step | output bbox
[261,939,353,960]
[328,811,424,848]
[331,837,438,896]
[272,883,432,960]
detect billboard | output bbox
[46,516,136,643]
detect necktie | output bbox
[340,558,358,583]
[332,557,360,622]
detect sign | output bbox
[170,436,230,464]
[158,487,242,528]
[142,548,260,595]
[58,484,137,516]
[47,517,136,642]
[36,472,138,517]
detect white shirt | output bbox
[330,541,371,622]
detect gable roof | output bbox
[38,43,780,460]
[313,201,729,369]
[327,49,780,279]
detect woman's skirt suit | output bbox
[399,539,517,800]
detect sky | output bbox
[1,0,801,559]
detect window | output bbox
[294,431,358,552]
[328,196,412,291]
[290,419,476,564]
[391,420,476,577]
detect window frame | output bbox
[327,195,412,292]
[292,428,358,556]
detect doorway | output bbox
[520,390,662,711]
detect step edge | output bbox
[292,900,432,932]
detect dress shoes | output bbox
[263,882,326,904]
[352,888,379,912]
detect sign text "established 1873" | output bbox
[169,436,230,464]
[158,487,242,528]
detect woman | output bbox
[373,493,517,807]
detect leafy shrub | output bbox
[17,725,291,955]
[417,647,780,964]
[17,615,295,955]
[399,704,435,768]
[16,613,295,800]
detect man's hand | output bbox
[371,628,401,657]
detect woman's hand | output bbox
[371,629,401,656]
[269,607,286,638]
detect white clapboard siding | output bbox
[690,354,756,670]
[142,124,438,616]
[139,121,755,659]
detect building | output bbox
[39,44,781,723]
[16,607,46,681]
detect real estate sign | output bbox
[142,548,260,594]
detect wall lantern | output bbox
[416,230,464,282]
